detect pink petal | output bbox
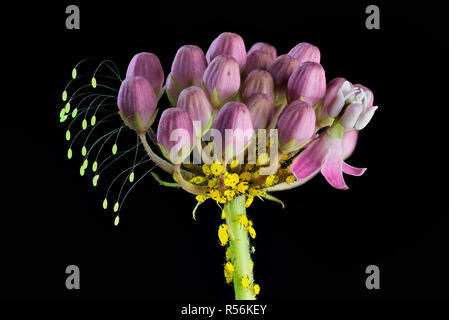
[342,162,366,176]
[290,136,331,179]
[321,139,348,190]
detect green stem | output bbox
[225,196,256,300]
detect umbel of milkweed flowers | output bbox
[58,31,379,300]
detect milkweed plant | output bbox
[58,32,378,300]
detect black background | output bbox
[2,0,448,307]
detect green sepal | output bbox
[150,172,181,188]
[166,87,177,106]
[263,193,285,208]
[192,201,202,220]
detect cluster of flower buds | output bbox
[117,31,379,201]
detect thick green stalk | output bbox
[225,196,256,300]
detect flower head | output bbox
[167,45,207,105]
[157,108,194,164]
[118,76,158,133]
[202,55,241,108]
[247,42,277,60]
[287,61,326,107]
[242,50,275,80]
[206,32,247,68]
[177,86,213,137]
[287,42,321,64]
[212,102,254,161]
[126,52,164,99]
[277,100,316,153]
[246,93,274,130]
[241,70,274,102]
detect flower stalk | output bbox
[225,195,256,300]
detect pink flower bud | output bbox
[126,52,164,98]
[241,70,274,101]
[177,87,213,137]
[267,54,300,101]
[202,55,240,108]
[242,50,275,79]
[277,100,316,153]
[287,62,326,107]
[246,93,274,130]
[206,32,247,68]
[212,102,254,161]
[118,76,158,133]
[170,45,207,91]
[247,42,277,60]
[157,108,194,164]
[287,42,321,64]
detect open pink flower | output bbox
[289,127,366,190]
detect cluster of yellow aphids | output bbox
[185,154,297,209]
[218,210,260,297]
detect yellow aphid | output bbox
[224,262,234,284]
[224,261,234,273]
[211,162,223,176]
[240,214,249,227]
[218,196,227,204]
[218,224,229,246]
[245,196,254,208]
[226,247,232,261]
[250,260,254,269]
[202,164,211,176]
[196,194,206,203]
[241,276,249,288]
[239,171,252,182]
[190,176,207,184]
[253,284,260,295]
[172,172,179,183]
[248,226,256,239]
[230,159,239,168]
[265,174,278,187]
[208,178,218,188]
[286,175,296,183]
[224,189,235,201]
[257,153,269,166]
[237,181,249,193]
[224,173,239,188]
[209,189,220,201]
[248,220,253,227]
